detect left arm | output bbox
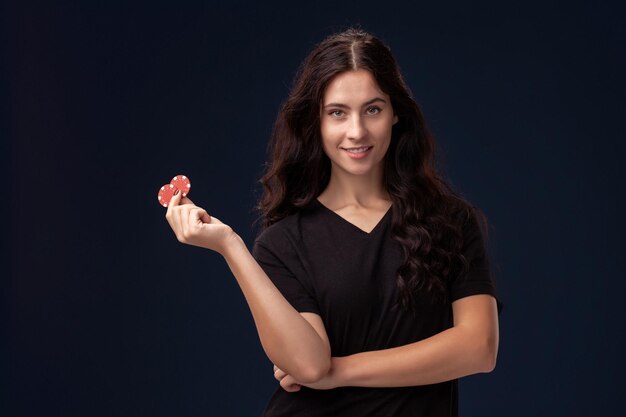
[276,294,499,390]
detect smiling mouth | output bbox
[342,146,373,154]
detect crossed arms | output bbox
[222,234,499,390]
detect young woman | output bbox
[165,27,502,417]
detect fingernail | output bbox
[174,189,180,196]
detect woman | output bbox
[165,27,502,417]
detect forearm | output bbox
[221,233,330,382]
[334,325,496,388]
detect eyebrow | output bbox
[323,97,387,109]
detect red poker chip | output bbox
[157,183,177,207]
[170,175,191,197]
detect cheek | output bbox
[372,120,393,140]
[320,139,332,157]
[319,133,332,157]
[380,139,392,158]
[374,121,394,154]
[320,123,339,147]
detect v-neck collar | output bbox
[314,198,393,236]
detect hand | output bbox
[273,364,302,393]
[273,361,342,392]
[165,189,236,255]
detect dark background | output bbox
[3,1,624,416]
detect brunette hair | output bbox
[255,27,485,311]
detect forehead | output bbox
[323,69,386,104]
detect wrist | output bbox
[331,356,354,388]
[219,230,244,257]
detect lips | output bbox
[341,145,373,159]
[342,146,373,154]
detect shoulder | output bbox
[445,196,487,237]
[253,204,320,251]
[251,216,299,267]
[461,205,489,245]
[254,212,299,248]
[447,200,492,268]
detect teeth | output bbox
[345,147,370,153]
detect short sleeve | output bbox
[449,207,504,314]
[252,234,321,315]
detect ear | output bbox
[393,114,399,125]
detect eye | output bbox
[329,110,344,117]
[366,106,382,115]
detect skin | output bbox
[316,69,399,232]
[166,190,332,384]
[165,69,499,394]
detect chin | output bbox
[337,164,377,176]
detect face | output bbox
[319,69,398,179]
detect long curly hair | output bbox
[255,27,483,312]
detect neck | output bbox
[319,164,390,208]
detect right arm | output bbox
[164,191,330,383]
[222,233,331,383]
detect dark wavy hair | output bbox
[255,27,485,312]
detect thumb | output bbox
[180,195,195,205]
[198,208,212,223]
[168,187,183,206]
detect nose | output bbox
[347,114,367,141]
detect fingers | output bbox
[190,207,211,224]
[164,190,225,250]
[180,195,194,205]
[180,206,209,240]
[180,203,190,235]
[273,367,287,381]
[166,188,182,218]
[165,189,193,214]
[273,365,300,392]
[279,375,301,393]
[165,191,181,240]
[165,190,202,241]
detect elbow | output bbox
[463,326,498,374]
[479,335,499,373]
[293,356,331,384]
[481,350,497,373]
[265,339,331,384]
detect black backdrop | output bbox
[3,1,625,416]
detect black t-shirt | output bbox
[252,199,502,417]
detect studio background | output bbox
[3,1,624,416]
